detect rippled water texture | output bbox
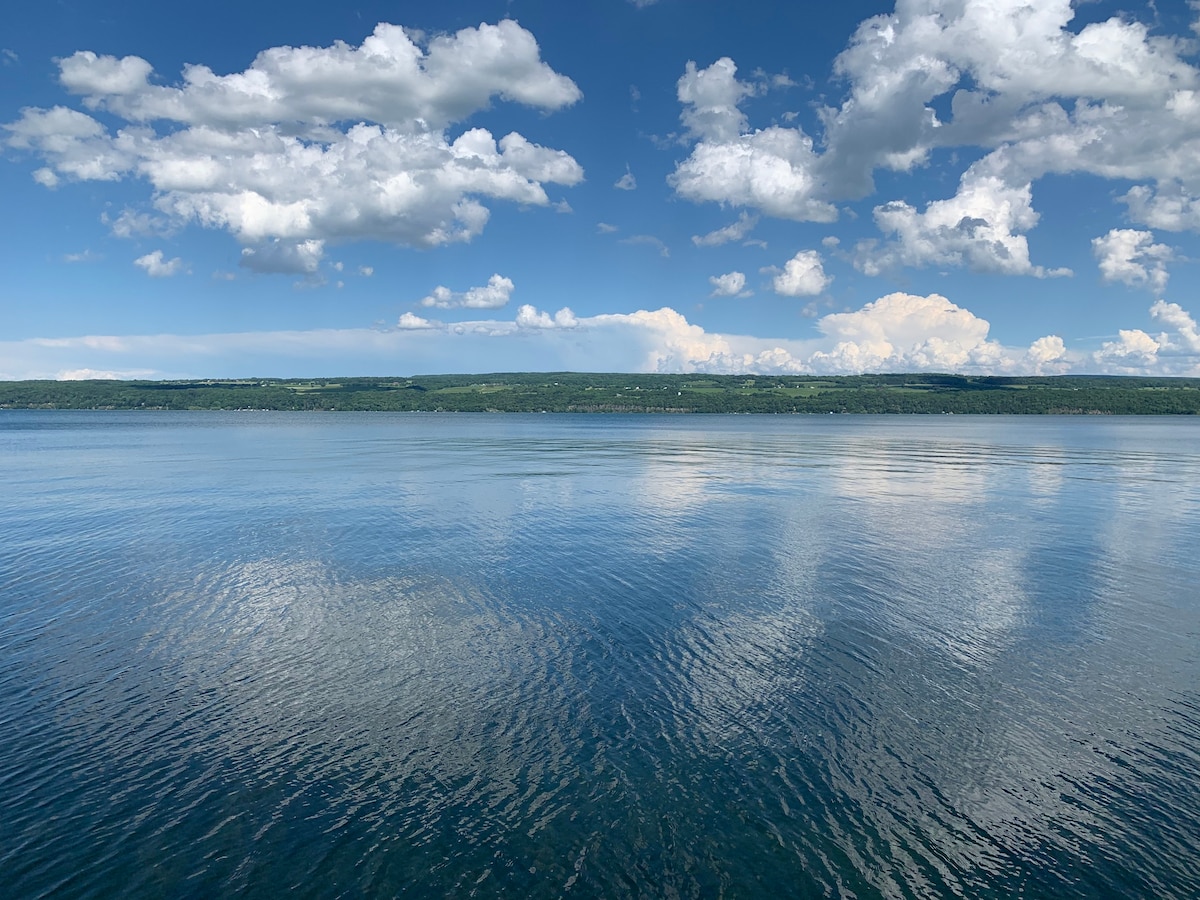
[2,412,1199,898]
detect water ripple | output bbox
[2,412,1199,897]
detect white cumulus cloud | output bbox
[773,250,831,296]
[856,171,1070,277]
[4,21,583,271]
[53,21,580,131]
[239,239,324,275]
[1092,228,1173,292]
[134,249,186,277]
[677,57,755,142]
[515,304,578,329]
[1089,300,1200,373]
[1095,329,1161,369]
[709,271,749,297]
[668,1,1200,278]
[1151,299,1200,353]
[807,292,1006,373]
[421,274,514,310]
[397,312,437,329]
[670,118,835,222]
[1026,335,1070,374]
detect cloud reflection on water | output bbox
[5,413,1199,897]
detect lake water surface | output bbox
[2,412,1199,898]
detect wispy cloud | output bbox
[63,249,102,263]
[620,234,669,257]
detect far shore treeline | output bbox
[4,373,1200,414]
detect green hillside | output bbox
[3,372,1200,414]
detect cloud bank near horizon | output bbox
[5,292,1198,382]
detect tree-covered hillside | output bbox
[3,373,1200,414]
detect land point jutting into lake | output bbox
[3,372,1200,415]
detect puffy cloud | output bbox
[596,222,618,234]
[499,292,1075,377]
[134,249,186,277]
[5,105,136,182]
[4,21,583,266]
[677,57,754,142]
[1150,299,1200,354]
[421,274,514,310]
[589,307,735,372]
[1089,301,1200,373]
[397,312,437,329]
[133,126,580,252]
[515,304,577,329]
[857,171,1070,277]
[668,50,832,223]
[805,292,1008,373]
[1121,184,1200,232]
[772,250,830,296]
[6,104,103,146]
[1095,329,1160,369]
[1026,335,1069,374]
[239,239,324,274]
[53,21,580,132]
[669,1,1200,276]
[709,271,749,297]
[1092,229,1172,292]
[666,56,833,221]
[60,51,153,98]
[358,265,374,277]
[669,123,836,222]
[692,211,758,247]
[822,0,1199,194]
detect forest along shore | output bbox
[3,373,1200,414]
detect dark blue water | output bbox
[2,412,1198,898]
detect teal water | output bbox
[2,412,1198,898]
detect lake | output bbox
[2,412,1198,898]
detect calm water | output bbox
[2,412,1199,898]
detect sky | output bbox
[4,0,1200,379]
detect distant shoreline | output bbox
[4,373,1200,415]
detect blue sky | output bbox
[4,0,1200,378]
